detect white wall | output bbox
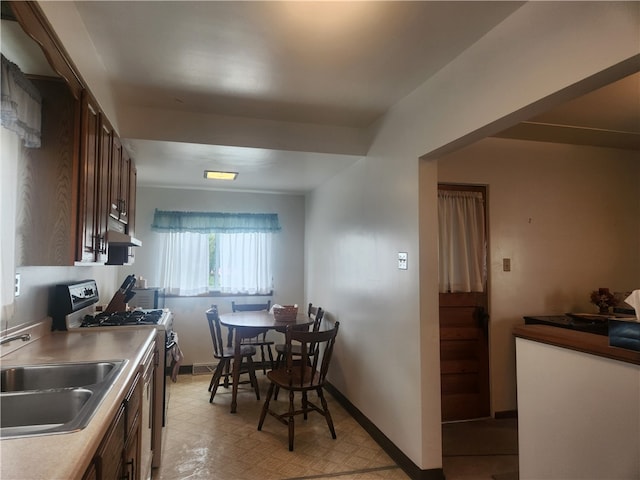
[6,266,119,333]
[438,137,640,413]
[516,338,640,479]
[121,186,305,366]
[307,2,639,472]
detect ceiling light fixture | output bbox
[204,170,238,181]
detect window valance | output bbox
[1,54,41,148]
[151,210,281,233]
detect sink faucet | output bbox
[0,333,31,346]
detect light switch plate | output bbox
[503,258,511,272]
[398,252,408,270]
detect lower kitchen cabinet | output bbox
[90,376,140,480]
[123,416,140,480]
[84,340,155,480]
[82,462,98,480]
[140,348,155,480]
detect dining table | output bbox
[219,310,313,413]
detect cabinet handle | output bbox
[92,235,103,254]
[122,458,134,480]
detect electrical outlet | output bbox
[398,252,408,270]
[15,273,21,297]
[503,258,511,272]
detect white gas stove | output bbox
[50,279,176,471]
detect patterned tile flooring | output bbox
[155,373,519,480]
[155,374,410,480]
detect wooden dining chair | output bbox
[231,300,274,374]
[274,303,324,368]
[257,321,340,451]
[205,306,260,403]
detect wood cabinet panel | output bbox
[108,136,133,227]
[16,78,79,266]
[109,136,123,222]
[128,161,137,237]
[88,343,156,480]
[7,2,83,99]
[95,405,125,480]
[97,116,112,259]
[123,419,140,480]
[77,91,101,262]
[81,461,97,480]
[125,373,142,437]
[120,149,131,225]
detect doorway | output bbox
[438,184,490,422]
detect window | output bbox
[152,211,280,296]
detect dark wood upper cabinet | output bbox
[77,91,101,263]
[7,1,138,265]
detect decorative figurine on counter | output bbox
[590,287,617,314]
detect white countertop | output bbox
[0,327,157,480]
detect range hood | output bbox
[106,230,142,247]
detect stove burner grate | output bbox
[81,309,164,327]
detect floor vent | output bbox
[192,363,215,375]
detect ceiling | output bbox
[4,1,639,194]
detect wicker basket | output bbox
[273,305,298,322]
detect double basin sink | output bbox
[1,360,126,439]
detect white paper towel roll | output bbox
[623,290,640,321]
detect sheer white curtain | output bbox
[438,190,486,293]
[159,231,210,296]
[218,232,273,294]
[1,55,41,148]
[1,128,20,320]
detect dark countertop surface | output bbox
[523,314,610,336]
[514,324,640,365]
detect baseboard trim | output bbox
[494,410,518,419]
[176,361,272,377]
[325,382,445,480]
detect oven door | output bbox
[165,331,181,380]
[164,330,181,413]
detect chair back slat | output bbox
[230,300,272,346]
[285,322,339,387]
[206,305,224,358]
[232,300,271,312]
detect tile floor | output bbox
[442,418,519,480]
[155,373,518,480]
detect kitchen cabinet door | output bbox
[15,77,80,266]
[127,160,137,238]
[109,135,123,222]
[95,405,125,480]
[77,91,102,263]
[81,461,97,480]
[77,91,112,263]
[96,115,112,260]
[119,148,131,225]
[109,134,133,226]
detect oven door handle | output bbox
[166,331,177,350]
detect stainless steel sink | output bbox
[0,360,126,439]
[1,361,121,392]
